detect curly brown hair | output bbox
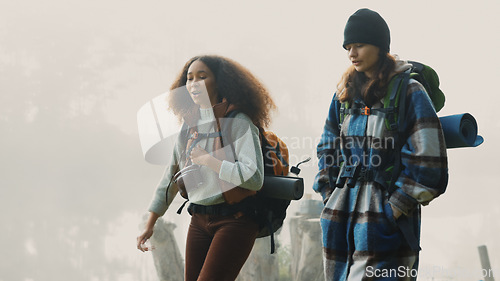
[337,51,396,106]
[168,55,276,129]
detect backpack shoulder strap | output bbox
[379,69,412,131]
[225,110,240,119]
[179,122,193,164]
[386,69,411,193]
[220,109,240,148]
[220,110,246,184]
[338,101,349,129]
[396,70,411,132]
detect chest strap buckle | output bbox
[361,106,371,115]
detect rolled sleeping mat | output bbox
[439,113,484,149]
[260,175,304,200]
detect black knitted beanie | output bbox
[343,8,391,53]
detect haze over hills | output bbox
[1,1,498,280]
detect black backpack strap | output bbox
[386,74,405,131]
[388,70,411,194]
[397,71,410,132]
[220,110,239,150]
[176,199,189,214]
[178,122,190,161]
[267,211,276,254]
[338,102,349,129]
[408,60,424,72]
[340,99,396,123]
[385,70,422,251]
[172,122,191,212]
[220,110,246,185]
[185,131,222,157]
[343,107,368,116]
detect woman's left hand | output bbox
[190,145,211,166]
[190,145,223,174]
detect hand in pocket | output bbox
[390,204,403,220]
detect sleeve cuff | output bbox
[388,188,419,216]
[148,204,167,217]
[218,160,235,183]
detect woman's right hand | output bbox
[137,228,154,252]
[137,212,160,252]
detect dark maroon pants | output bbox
[185,213,259,281]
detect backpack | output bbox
[225,110,296,254]
[173,109,302,254]
[338,61,445,192]
[405,61,445,112]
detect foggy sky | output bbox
[1,1,499,280]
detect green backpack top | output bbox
[400,61,445,112]
[340,61,445,131]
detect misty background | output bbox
[1,0,499,280]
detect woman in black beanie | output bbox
[313,8,448,280]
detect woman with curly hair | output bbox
[137,55,276,281]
